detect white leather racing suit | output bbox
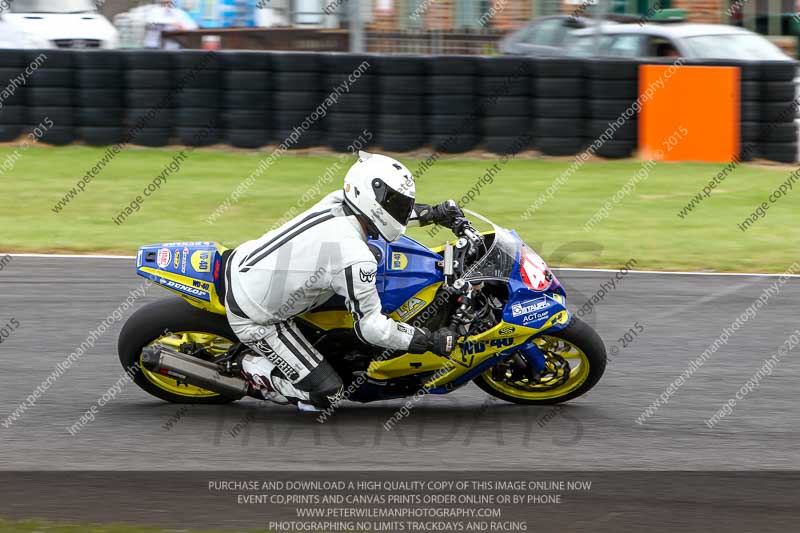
[224,190,423,402]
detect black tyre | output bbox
[35,126,76,146]
[80,126,124,145]
[741,101,762,122]
[123,50,173,70]
[328,132,375,152]
[588,79,637,100]
[175,108,221,128]
[537,137,586,156]
[77,107,124,127]
[227,128,270,148]
[220,51,272,71]
[484,135,531,155]
[534,98,584,118]
[741,81,761,102]
[175,126,221,146]
[272,128,322,148]
[536,118,585,138]
[373,55,426,75]
[76,89,123,108]
[474,317,606,405]
[272,91,324,111]
[0,50,31,68]
[223,70,269,90]
[322,73,374,93]
[377,95,424,115]
[377,75,425,95]
[428,114,480,135]
[427,75,477,95]
[126,107,173,129]
[585,118,636,141]
[27,107,73,125]
[76,69,122,88]
[74,51,122,70]
[478,96,529,116]
[126,89,175,108]
[270,52,319,72]
[322,53,372,73]
[172,50,222,70]
[327,112,371,131]
[536,59,584,78]
[594,139,636,159]
[427,95,475,114]
[28,88,73,106]
[761,61,797,82]
[222,109,269,130]
[763,82,795,102]
[27,69,73,87]
[763,101,798,123]
[118,297,238,404]
[0,106,26,124]
[26,49,72,68]
[180,89,220,108]
[377,132,425,152]
[585,59,639,80]
[130,128,172,147]
[429,132,479,153]
[223,90,269,110]
[272,72,319,92]
[588,98,635,119]
[761,142,798,163]
[426,55,477,75]
[535,77,584,98]
[330,93,372,113]
[272,110,325,131]
[478,56,534,77]
[482,116,531,136]
[0,125,21,142]
[478,76,529,96]
[762,122,797,143]
[126,70,173,89]
[176,69,220,89]
[377,114,425,133]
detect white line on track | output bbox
[4,252,800,278]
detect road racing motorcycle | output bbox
[118,211,606,406]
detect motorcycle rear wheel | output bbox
[118,296,239,404]
[474,317,606,405]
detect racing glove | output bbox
[415,200,464,229]
[407,327,458,357]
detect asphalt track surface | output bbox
[1,256,799,530]
[2,255,799,471]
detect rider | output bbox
[223,151,464,411]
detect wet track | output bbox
[2,256,799,472]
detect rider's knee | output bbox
[295,359,344,408]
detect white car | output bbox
[0,0,119,49]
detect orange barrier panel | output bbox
[639,65,740,162]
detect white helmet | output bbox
[343,151,416,242]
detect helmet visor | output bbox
[374,181,415,225]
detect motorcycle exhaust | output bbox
[140,344,248,399]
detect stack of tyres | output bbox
[534,59,586,156]
[271,52,323,149]
[173,50,223,146]
[585,59,639,158]
[0,50,28,142]
[221,51,271,149]
[26,49,75,145]
[478,56,533,155]
[123,51,174,147]
[75,50,125,146]
[374,55,426,152]
[323,53,375,152]
[426,55,480,153]
[759,61,797,163]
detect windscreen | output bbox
[683,34,788,60]
[9,0,97,13]
[459,211,521,284]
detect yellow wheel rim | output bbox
[481,336,591,401]
[139,331,235,398]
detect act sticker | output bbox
[181,247,189,274]
[396,297,425,320]
[173,249,180,269]
[156,248,171,269]
[391,252,408,270]
[191,250,212,273]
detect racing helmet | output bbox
[343,151,416,242]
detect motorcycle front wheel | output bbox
[474,317,606,405]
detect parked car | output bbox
[0,0,119,49]
[501,15,793,61]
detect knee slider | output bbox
[295,360,343,408]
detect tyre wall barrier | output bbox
[0,49,795,163]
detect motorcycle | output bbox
[118,210,606,407]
